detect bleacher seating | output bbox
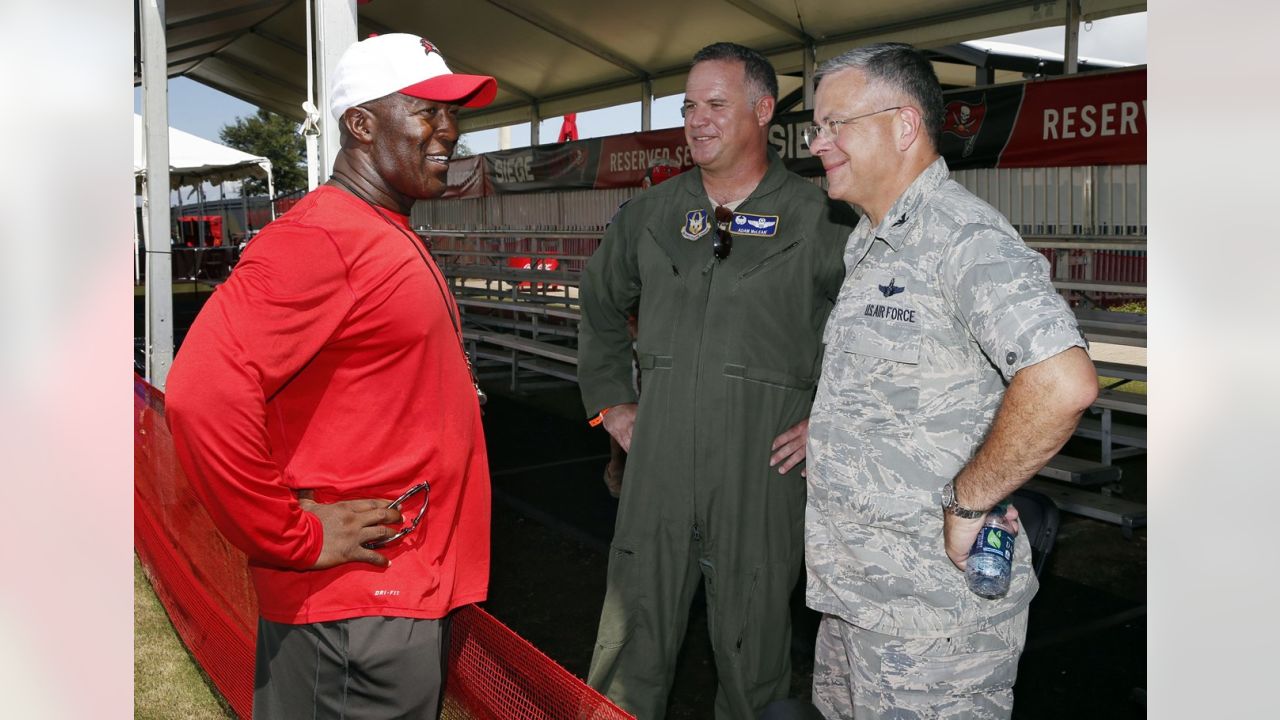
[433,228,1150,535]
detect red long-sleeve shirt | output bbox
[165,186,490,624]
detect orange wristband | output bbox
[588,406,611,427]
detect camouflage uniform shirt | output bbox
[805,157,1085,637]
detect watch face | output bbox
[941,483,954,508]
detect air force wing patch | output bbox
[681,209,710,240]
[878,278,906,297]
[730,212,779,237]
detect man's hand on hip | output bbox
[769,418,809,476]
[601,403,638,452]
[299,497,404,570]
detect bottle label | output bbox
[970,526,1015,562]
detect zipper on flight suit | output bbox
[737,241,799,280]
[689,233,721,554]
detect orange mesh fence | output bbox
[134,374,633,719]
[442,604,632,720]
[135,374,257,716]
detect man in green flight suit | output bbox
[578,42,859,719]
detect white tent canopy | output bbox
[132,113,273,190]
[138,0,1146,133]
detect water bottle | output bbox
[966,502,1016,599]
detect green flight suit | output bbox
[578,152,858,719]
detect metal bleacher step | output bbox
[457,296,582,320]
[1024,478,1147,537]
[463,316,579,338]
[1074,416,1148,449]
[1037,454,1122,486]
[1092,360,1146,383]
[1093,389,1147,416]
[463,330,579,366]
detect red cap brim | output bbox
[400,74,497,108]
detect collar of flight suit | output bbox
[678,148,790,205]
[868,155,950,252]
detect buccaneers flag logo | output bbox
[421,38,437,55]
[942,98,987,157]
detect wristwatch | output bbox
[941,482,986,519]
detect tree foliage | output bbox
[219,109,307,197]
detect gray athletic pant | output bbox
[253,615,450,720]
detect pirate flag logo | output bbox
[942,98,987,158]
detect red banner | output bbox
[444,154,491,199]
[593,127,694,188]
[444,68,1147,197]
[999,68,1146,167]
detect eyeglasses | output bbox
[363,481,430,549]
[800,106,903,148]
[713,205,734,260]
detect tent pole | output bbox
[268,172,277,220]
[314,0,358,182]
[530,101,540,146]
[198,183,206,246]
[803,42,816,110]
[641,78,652,132]
[304,0,320,191]
[240,182,250,236]
[220,180,228,247]
[1065,0,1081,74]
[134,200,141,286]
[139,0,173,388]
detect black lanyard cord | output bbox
[328,173,486,405]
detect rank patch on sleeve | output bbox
[681,209,710,240]
[730,212,779,237]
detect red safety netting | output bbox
[134,374,633,720]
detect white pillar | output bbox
[139,0,173,388]
[1064,0,1081,74]
[499,126,511,150]
[313,0,358,180]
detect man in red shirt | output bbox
[164,33,497,719]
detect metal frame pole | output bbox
[803,42,816,110]
[1065,0,1081,75]
[641,78,652,131]
[314,0,358,181]
[140,0,173,387]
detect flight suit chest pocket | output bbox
[831,315,922,436]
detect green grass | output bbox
[1107,300,1147,315]
[134,555,235,719]
[1099,376,1146,395]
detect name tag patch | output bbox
[730,212,779,237]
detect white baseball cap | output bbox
[329,33,497,120]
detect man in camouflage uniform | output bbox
[801,44,1100,719]
[578,43,858,719]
